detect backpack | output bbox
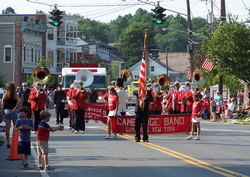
[0,109,5,123]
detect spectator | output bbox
[86,87,98,103]
[210,97,216,122]
[202,96,209,119]
[215,91,223,108]
[201,88,210,103]
[1,82,21,148]
[220,105,230,122]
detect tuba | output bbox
[157,74,171,91]
[76,69,94,87]
[32,66,51,84]
[119,69,133,85]
[193,69,204,85]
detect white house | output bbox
[129,56,180,82]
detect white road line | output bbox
[202,128,250,133]
[31,143,50,177]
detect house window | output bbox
[82,47,89,54]
[38,49,41,60]
[35,49,37,62]
[31,48,34,62]
[4,45,12,63]
[151,66,154,72]
[23,46,26,61]
[47,51,54,66]
[48,28,54,40]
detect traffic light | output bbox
[151,6,166,24]
[49,9,63,26]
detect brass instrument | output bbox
[39,88,44,94]
[193,69,204,85]
[119,69,133,85]
[157,74,170,91]
[32,66,51,84]
[195,87,200,93]
[157,92,163,97]
[79,86,85,92]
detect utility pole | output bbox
[219,0,226,95]
[187,0,194,79]
[211,0,214,34]
[166,47,168,75]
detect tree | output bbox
[2,7,15,14]
[109,63,119,82]
[36,10,45,14]
[118,22,156,69]
[0,68,7,87]
[202,15,250,85]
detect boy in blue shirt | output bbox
[15,106,34,170]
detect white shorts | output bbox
[225,115,230,119]
[107,110,121,118]
[192,117,202,123]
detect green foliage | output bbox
[36,10,45,14]
[109,63,119,82]
[2,7,15,14]
[202,15,250,85]
[0,68,7,87]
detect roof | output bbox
[150,57,175,72]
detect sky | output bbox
[1,0,250,23]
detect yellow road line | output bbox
[103,129,248,177]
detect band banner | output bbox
[111,114,191,135]
[85,103,107,124]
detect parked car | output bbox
[0,88,5,94]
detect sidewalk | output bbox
[0,123,42,177]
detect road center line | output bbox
[109,131,248,177]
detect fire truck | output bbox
[62,63,107,101]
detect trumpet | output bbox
[39,88,44,94]
[195,87,200,93]
[79,86,85,92]
[157,92,163,97]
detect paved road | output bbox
[0,107,250,177]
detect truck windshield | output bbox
[63,75,106,89]
[63,75,76,88]
[86,76,106,89]
[132,83,139,88]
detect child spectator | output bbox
[210,97,216,122]
[37,110,64,171]
[186,94,204,140]
[14,106,34,170]
[202,96,209,119]
[105,87,121,139]
[220,105,230,122]
[215,102,222,121]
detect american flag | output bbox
[201,57,214,71]
[187,67,198,80]
[138,33,147,109]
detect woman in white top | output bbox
[116,78,128,116]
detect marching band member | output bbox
[28,82,47,134]
[70,81,88,134]
[185,82,193,114]
[180,85,188,114]
[152,83,163,115]
[53,84,66,125]
[166,82,181,114]
[67,83,74,130]
[116,78,128,116]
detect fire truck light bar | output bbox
[72,69,80,72]
[88,69,97,72]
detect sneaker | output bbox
[194,136,200,140]
[105,135,111,139]
[74,130,78,134]
[220,120,225,123]
[185,136,193,140]
[60,122,64,125]
[32,131,37,134]
[21,164,33,170]
[194,132,197,135]
[37,166,44,171]
[111,135,117,139]
[45,165,55,171]
[81,130,84,134]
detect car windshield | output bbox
[132,83,139,88]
